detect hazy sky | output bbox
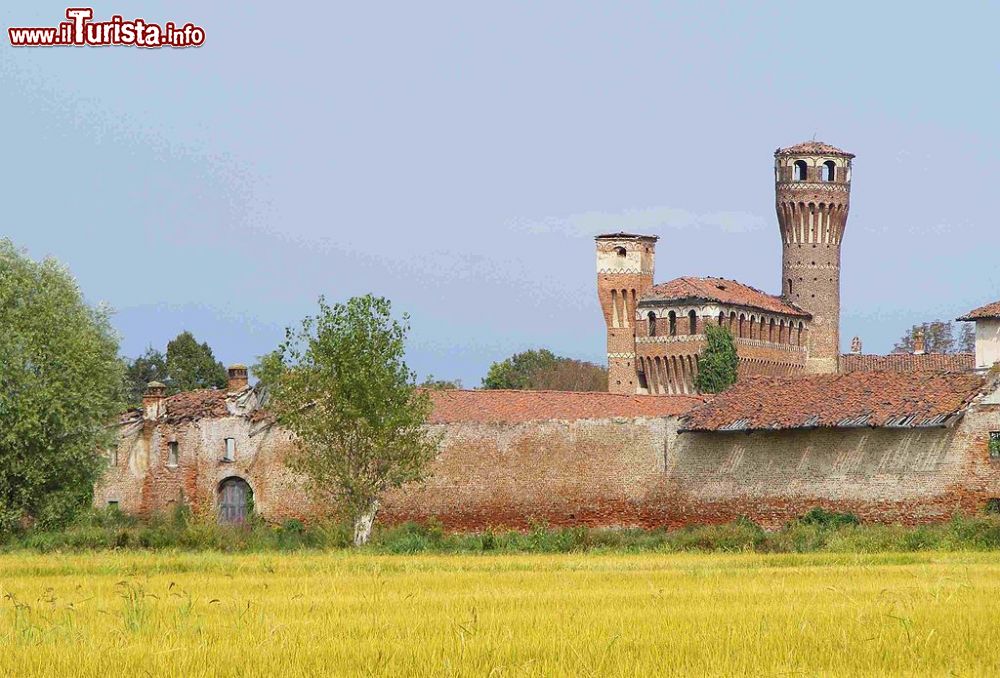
[4,2,999,386]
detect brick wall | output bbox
[95,396,1000,530]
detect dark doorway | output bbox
[218,477,252,524]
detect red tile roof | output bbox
[775,141,855,158]
[958,300,1000,321]
[681,371,986,432]
[840,353,975,374]
[640,277,809,317]
[427,389,705,424]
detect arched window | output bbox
[218,477,252,525]
[793,160,808,181]
[749,316,757,339]
[779,319,786,344]
[769,318,775,342]
[798,321,805,346]
[787,278,793,295]
[729,311,737,331]
[647,311,657,337]
[688,310,698,335]
[822,160,836,182]
[614,246,626,258]
[718,311,725,326]
[738,313,746,338]
[668,311,677,336]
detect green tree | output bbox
[255,295,439,546]
[482,349,607,391]
[959,323,976,354]
[892,321,958,354]
[165,331,227,393]
[695,324,739,394]
[419,375,463,390]
[124,347,168,405]
[0,240,126,532]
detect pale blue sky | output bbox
[3,2,999,385]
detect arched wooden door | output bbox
[218,477,252,524]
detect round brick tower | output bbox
[774,141,854,374]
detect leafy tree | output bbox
[959,323,976,354]
[892,321,958,354]
[695,324,739,394]
[0,240,126,532]
[255,295,438,546]
[419,375,463,390]
[124,347,168,405]
[165,331,227,393]
[482,349,607,391]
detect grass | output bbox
[1,551,1000,675]
[13,507,1000,554]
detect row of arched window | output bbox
[792,159,837,182]
[645,308,806,347]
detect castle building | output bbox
[96,139,1000,531]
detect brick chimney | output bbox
[227,364,249,392]
[913,329,926,355]
[142,381,167,421]
[850,336,862,355]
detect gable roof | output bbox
[775,141,855,158]
[639,277,809,317]
[681,371,986,432]
[427,389,705,424]
[840,353,975,374]
[958,300,1000,321]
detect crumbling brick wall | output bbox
[95,401,1000,530]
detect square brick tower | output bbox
[774,142,854,374]
[596,233,658,393]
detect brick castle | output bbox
[97,141,1000,529]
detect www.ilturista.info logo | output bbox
[9,8,205,48]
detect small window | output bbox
[668,311,677,337]
[647,311,657,337]
[688,310,697,334]
[167,441,179,467]
[107,500,119,509]
[224,437,236,462]
[822,160,836,182]
[108,448,118,467]
[793,160,808,181]
[990,432,1000,459]
[614,246,626,258]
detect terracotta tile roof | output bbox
[775,141,855,158]
[427,389,705,424]
[958,300,1000,321]
[681,371,986,432]
[639,277,809,317]
[840,353,975,373]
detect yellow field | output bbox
[0,551,999,676]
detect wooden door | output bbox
[218,477,250,524]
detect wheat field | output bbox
[0,551,999,676]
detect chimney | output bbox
[913,329,926,355]
[142,381,167,421]
[227,364,249,392]
[850,336,862,355]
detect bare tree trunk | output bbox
[353,499,379,546]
